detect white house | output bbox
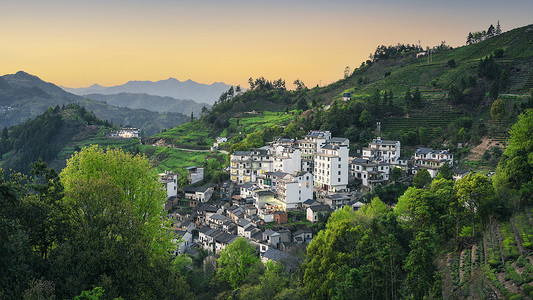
[362,137,401,164]
[186,166,204,184]
[306,204,331,222]
[173,229,193,255]
[314,143,349,193]
[413,147,454,178]
[276,171,313,210]
[159,171,178,198]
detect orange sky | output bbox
[2,1,532,88]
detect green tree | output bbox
[412,87,422,107]
[404,230,437,300]
[216,237,262,290]
[491,98,507,120]
[303,206,363,299]
[413,168,432,189]
[494,109,533,202]
[438,161,453,180]
[359,109,372,127]
[391,167,402,182]
[454,172,494,238]
[60,145,172,254]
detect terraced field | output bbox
[441,212,533,299]
[381,97,461,139]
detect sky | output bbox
[1,0,532,89]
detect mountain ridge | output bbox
[62,77,232,105]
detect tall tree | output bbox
[216,237,262,290]
[454,172,493,238]
[494,109,533,202]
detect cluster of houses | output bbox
[160,130,458,266]
[107,126,140,138]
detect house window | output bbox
[338,164,341,168]
[338,171,341,175]
[338,178,341,182]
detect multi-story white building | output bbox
[413,147,454,178]
[362,137,401,164]
[314,143,349,193]
[272,145,301,174]
[350,158,390,190]
[276,171,313,210]
[298,131,332,172]
[159,171,178,198]
[230,151,253,184]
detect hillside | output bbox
[0,72,189,135]
[156,24,533,168]
[0,104,138,173]
[62,77,232,105]
[84,92,208,116]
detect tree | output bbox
[249,77,255,90]
[60,145,171,254]
[404,230,438,300]
[454,172,493,238]
[487,24,495,38]
[404,88,412,108]
[216,237,261,290]
[491,98,507,120]
[494,109,533,201]
[54,146,189,298]
[293,79,306,90]
[412,87,422,107]
[448,84,463,105]
[495,20,502,35]
[344,66,351,78]
[391,167,402,182]
[466,32,473,45]
[413,168,432,189]
[439,161,453,180]
[359,109,372,127]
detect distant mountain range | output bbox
[85,93,209,117]
[0,71,188,135]
[62,77,232,105]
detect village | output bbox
[160,130,463,268]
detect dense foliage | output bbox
[0,147,191,299]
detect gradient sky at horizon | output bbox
[1,0,532,88]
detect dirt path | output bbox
[464,136,505,161]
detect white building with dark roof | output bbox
[413,147,454,178]
[362,137,401,164]
[159,171,178,198]
[314,142,349,193]
[297,130,332,172]
[276,171,313,210]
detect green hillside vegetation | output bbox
[0,104,118,173]
[78,98,188,136]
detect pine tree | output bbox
[466,32,473,45]
[495,20,502,35]
[487,24,495,38]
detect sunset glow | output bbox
[2,0,532,88]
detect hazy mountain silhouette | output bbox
[62,77,231,105]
